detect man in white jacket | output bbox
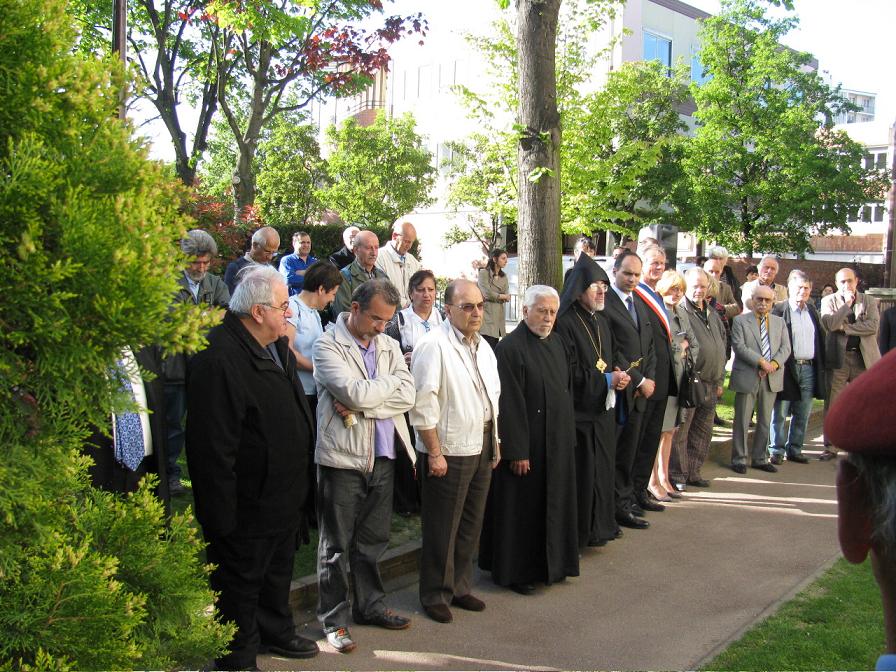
[313,278,416,653]
[410,279,501,624]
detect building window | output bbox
[865,154,875,170]
[690,50,709,85]
[877,153,888,169]
[874,206,885,222]
[644,31,672,73]
[862,206,873,223]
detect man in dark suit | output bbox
[879,305,896,355]
[84,345,170,512]
[603,250,656,530]
[186,265,318,670]
[770,270,826,465]
[632,244,675,514]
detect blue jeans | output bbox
[769,363,814,458]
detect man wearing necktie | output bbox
[603,250,657,530]
[729,285,791,474]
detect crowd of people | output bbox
[88,222,896,670]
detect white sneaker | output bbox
[326,627,356,653]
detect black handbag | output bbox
[678,351,707,409]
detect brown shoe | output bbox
[423,603,453,623]
[451,594,485,611]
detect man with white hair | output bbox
[375,217,422,308]
[186,265,318,670]
[410,279,501,623]
[329,225,361,270]
[479,286,579,595]
[163,229,230,495]
[223,225,281,295]
[740,255,787,312]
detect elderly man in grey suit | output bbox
[729,284,791,474]
[820,267,881,461]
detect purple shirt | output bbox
[354,337,396,459]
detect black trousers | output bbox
[205,527,299,670]
[614,408,644,514]
[632,397,668,495]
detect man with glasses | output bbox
[223,225,281,295]
[312,278,416,653]
[375,217,422,308]
[729,285,790,474]
[186,266,318,670]
[410,279,501,623]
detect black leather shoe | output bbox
[636,492,665,512]
[770,455,783,465]
[509,583,536,595]
[423,603,452,623]
[687,477,711,487]
[616,512,649,529]
[262,635,320,659]
[671,480,687,492]
[451,594,485,611]
[752,462,778,473]
[788,453,809,464]
[353,608,411,630]
[614,527,624,539]
[587,538,608,547]
[731,464,747,474]
[630,501,646,517]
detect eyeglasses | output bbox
[590,282,609,291]
[753,297,773,303]
[263,302,290,314]
[449,302,485,313]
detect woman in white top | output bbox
[386,269,444,369]
[385,269,443,516]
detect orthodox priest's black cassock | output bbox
[478,322,579,587]
[554,255,619,547]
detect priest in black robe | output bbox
[554,255,631,548]
[479,285,579,595]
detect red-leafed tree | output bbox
[205,0,426,218]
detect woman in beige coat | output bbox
[477,248,510,348]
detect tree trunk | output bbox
[516,0,563,294]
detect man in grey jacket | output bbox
[729,284,791,474]
[163,229,229,495]
[312,278,416,654]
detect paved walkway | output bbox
[261,415,840,670]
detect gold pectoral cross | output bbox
[595,358,607,373]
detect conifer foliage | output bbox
[0,0,232,666]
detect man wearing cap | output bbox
[729,284,790,474]
[827,350,896,671]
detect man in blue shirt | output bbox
[279,230,317,296]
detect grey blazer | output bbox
[729,313,790,394]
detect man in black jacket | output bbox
[602,251,656,530]
[769,270,826,465]
[186,265,317,670]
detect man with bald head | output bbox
[820,267,881,460]
[410,279,501,623]
[223,226,281,295]
[740,255,787,312]
[332,230,387,316]
[729,284,790,474]
[376,217,423,308]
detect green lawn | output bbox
[704,559,885,671]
